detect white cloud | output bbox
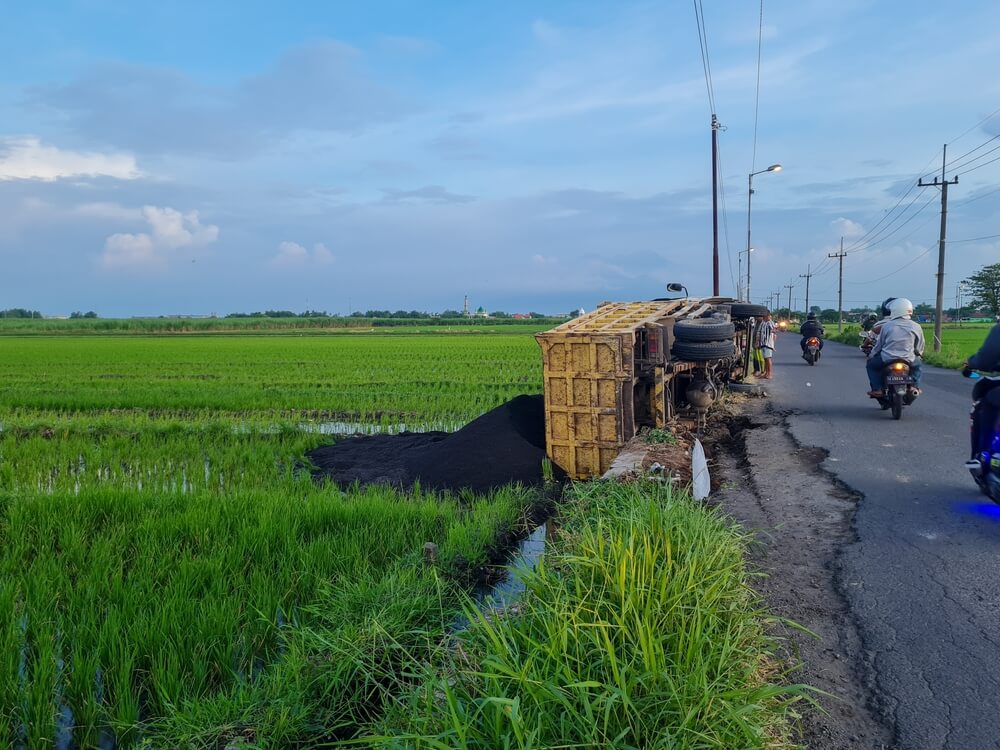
[832,217,865,239]
[0,137,139,181]
[272,241,334,269]
[100,206,218,272]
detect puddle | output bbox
[450,522,552,633]
[478,523,548,610]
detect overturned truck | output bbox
[535,298,767,479]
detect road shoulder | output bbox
[714,397,896,749]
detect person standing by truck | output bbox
[756,312,778,379]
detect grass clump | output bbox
[643,427,677,445]
[367,480,806,749]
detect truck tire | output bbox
[673,318,736,342]
[671,339,736,361]
[730,303,769,320]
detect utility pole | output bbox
[799,265,813,316]
[828,237,847,333]
[784,284,794,317]
[711,114,721,296]
[918,144,959,353]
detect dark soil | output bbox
[308,394,556,494]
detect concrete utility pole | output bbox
[711,114,721,296]
[799,264,813,316]
[918,144,959,353]
[828,237,847,333]
[784,284,794,316]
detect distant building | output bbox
[512,313,530,320]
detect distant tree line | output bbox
[224,309,555,319]
[0,308,43,318]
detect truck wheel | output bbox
[671,339,736,361]
[673,318,736,342]
[729,303,769,320]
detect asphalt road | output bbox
[767,332,1000,750]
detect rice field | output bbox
[829,323,994,368]
[0,334,544,748]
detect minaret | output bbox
[463,295,469,317]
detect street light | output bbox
[745,163,782,302]
[737,247,754,301]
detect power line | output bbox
[955,183,1000,207]
[946,140,1000,174]
[947,105,1000,146]
[693,1,716,116]
[842,152,941,253]
[847,193,938,255]
[841,110,1000,260]
[845,248,932,284]
[716,136,737,293]
[948,233,1000,243]
[944,133,1000,171]
[958,150,1000,176]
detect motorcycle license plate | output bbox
[885,375,910,385]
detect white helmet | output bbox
[888,297,913,319]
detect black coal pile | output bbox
[308,395,555,494]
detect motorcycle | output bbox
[964,368,1000,502]
[803,336,822,365]
[859,330,876,356]
[871,359,918,419]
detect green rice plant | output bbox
[367,481,807,749]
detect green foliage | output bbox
[0,333,544,747]
[0,308,41,318]
[964,262,1000,316]
[367,482,806,749]
[643,427,677,445]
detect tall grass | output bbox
[366,481,806,749]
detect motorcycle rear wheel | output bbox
[891,389,903,420]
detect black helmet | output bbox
[880,297,896,318]
[807,311,817,320]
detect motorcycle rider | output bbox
[964,317,1000,461]
[861,313,879,332]
[861,298,896,355]
[866,297,925,398]
[799,311,825,356]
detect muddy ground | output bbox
[714,397,895,749]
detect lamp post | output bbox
[745,163,782,303]
[737,247,754,301]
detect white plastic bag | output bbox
[691,438,711,501]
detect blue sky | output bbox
[2,0,999,316]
